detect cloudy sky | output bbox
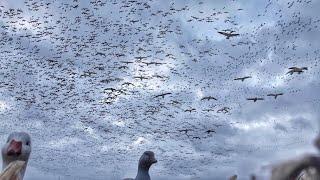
[0,0,320,179]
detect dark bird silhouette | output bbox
[234,76,252,81]
[201,96,217,101]
[247,97,264,102]
[267,93,284,99]
[134,76,149,80]
[287,67,308,75]
[154,93,172,98]
[217,107,231,113]
[206,129,216,134]
[184,108,196,113]
[218,31,240,39]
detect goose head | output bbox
[1,132,31,178]
[138,151,157,171]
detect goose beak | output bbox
[7,139,22,156]
[152,159,157,164]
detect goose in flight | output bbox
[217,107,231,113]
[218,31,240,39]
[267,93,284,99]
[206,129,216,134]
[287,67,308,75]
[234,76,252,82]
[134,56,148,61]
[134,76,149,81]
[202,108,215,112]
[154,93,172,98]
[120,61,134,65]
[184,108,196,113]
[247,97,264,102]
[123,151,157,180]
[201,96,217,101]
[1,132,31,180]
[178,129,192,134]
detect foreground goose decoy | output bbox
[124,151,157,180]
[1,132,31,180]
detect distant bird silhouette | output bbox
[247,97,264,102]
[184,108,196,113]
[218,31,240,39]
[287,67,308,75]
[234,76,252,82]
[154,93,172,98]
[206,129,216,134]
[267,93,284,99]
[217,107,231,113]
[201,96,217,101]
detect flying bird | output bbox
[201,96,217,101]
[218,31,240,39]
[206,129,216,134]
[184,108,196,113]
[154,93,172,98]
[234,76,252,81]
[286,67,308,75]
[247,97,264,102]
[267,93,284,99]
[217,107,231,113]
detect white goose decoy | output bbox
[124,151,157,180]
[1,132,31,180]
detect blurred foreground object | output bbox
[229,174,237,180]
[271,134,320,180]
[0,161,25,180]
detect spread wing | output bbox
[218,31,229,36]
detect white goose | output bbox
[1,132,31,180]
[124,151,157,180]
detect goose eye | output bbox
[26,141,30,146]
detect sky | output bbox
[0,0,320,179]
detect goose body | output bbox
[267,93,284,99]
[218,31,240,39]
[1,132,31,180]
[247,97,264,102]
[287,67,308,75]
[234,76,252,81]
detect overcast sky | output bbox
[0,0,320,179]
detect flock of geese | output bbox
[0,0,319,179]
